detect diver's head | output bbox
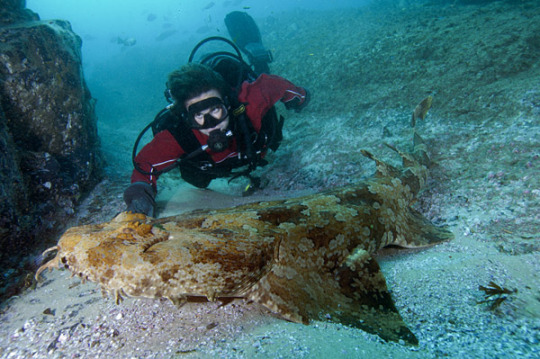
[166,63,230,135]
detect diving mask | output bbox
[186,97,229,130]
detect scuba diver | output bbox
[124,12,309,217]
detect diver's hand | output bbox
[285,88,310,113]
[123,182,156,217]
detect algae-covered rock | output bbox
[0,0,38,25]
[0,107,27,245]
[0,2,103,290]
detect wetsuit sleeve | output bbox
[238,74,307,130]
[131,130,184,189]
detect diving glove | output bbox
[123,182,156,217]
[285,88,310,113]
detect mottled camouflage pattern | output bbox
[37,128,452,345]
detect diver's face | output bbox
[184,89,229,136]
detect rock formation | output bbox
[0,0,103,294]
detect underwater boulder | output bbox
[0,3,103,286]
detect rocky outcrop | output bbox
[0,0,37,26]
[0,0,103,290]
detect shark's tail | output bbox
[369,96,434,196]
[360,96,453,250]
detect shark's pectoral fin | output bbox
[247,248,418,345]
[331,248,418,345]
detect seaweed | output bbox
[478,281,517,310]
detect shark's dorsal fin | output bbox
[412,130,431,166]
[384,142,419,168]
[361,149,402,178]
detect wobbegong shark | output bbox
[37,98,453,344]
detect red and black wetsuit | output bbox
[131,74,307,190]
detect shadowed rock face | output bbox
[0,1,103,281]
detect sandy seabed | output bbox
[0,200,537,358]
[1,1,539,358]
